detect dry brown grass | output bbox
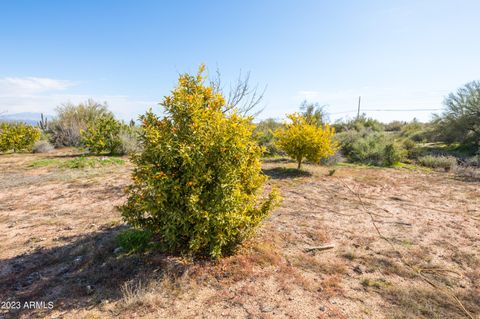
[0,152,479,318]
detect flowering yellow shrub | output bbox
[120,65,279,258]
[0,122,41,153]
[275,113,337,169]
[81,115,122,154]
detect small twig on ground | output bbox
[418,267,463,277]
[372,220,412,226]
[305,244,335,253]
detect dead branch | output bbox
[209,68,266,117]
[305,244,335,253]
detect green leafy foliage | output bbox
[433,81,480,153]
[61,156,124,169]
[275,113,338,169]
[334,115,384,133]
[116,229,154,254]
[384,120,406,132]
[401,139,423,160]
[28,156,124,169]
[300,100,328,127]
[0,122,41,153]
[336,129,404,166]
[399,120,435,143]
[49,99,112,147]
[253,118,283,156]
[120,65,279,258]
[28,158,62,168]
[81,115,122,154]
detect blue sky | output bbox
[1,0,479,122]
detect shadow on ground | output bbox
[262,167,312,179]
[262,157,293,164]
[0,225,189,318]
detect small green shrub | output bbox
[334,129,367,158]
[418,155,457,170]
[384,143,404,166]
[336,130,404,166]
[349,133,385,165]
[81,115,122,154]
[0,122,41,153]
[399,121,434,143]
[401,139,423,160]
[116,229,154,254]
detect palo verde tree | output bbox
[275,113,337,169]
[120,65,279,258]
[300,100,328,127]
[433,81,480,153]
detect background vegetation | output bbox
[0,122,40,153]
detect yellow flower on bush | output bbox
[120,65,279,258]
[0,122,40,153]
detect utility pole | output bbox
[356,96,361,120]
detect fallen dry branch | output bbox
[304,244,335,253]
[372,220,412,226]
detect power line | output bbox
[330,108,442,115]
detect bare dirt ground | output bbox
[1,150,479,319]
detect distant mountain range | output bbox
[0,112,53,125]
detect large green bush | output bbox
[399,120,434,143]
[433,81,480,153]
[0,122,41,153]
[336,129,404,166]
[49,99,112,147]
[120,66,279,258]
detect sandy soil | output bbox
[0,151,479,319]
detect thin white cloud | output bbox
[0,76,158,121]
[0,77,75,96]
